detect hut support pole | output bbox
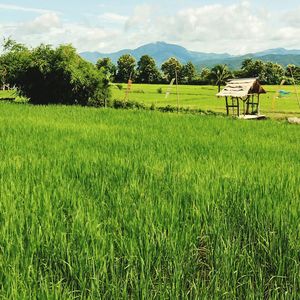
[225,96,229,115]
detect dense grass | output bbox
[112,84,300,118]
[0,102,299,299]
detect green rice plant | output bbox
[0,103,299,299]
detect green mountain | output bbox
[80,42,300,69]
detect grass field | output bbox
[1,84,300,118]
[112,84,300,118]
[0,102,299,298]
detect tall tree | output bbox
[136,55,161,83]
[209,64,232,92]
[96,57,116,82]
[161,57,182,83]
[181,61,196,84]
[200,68,211,85]
[286,64,300,84]
[116,54,136,83]
[240,58,267,82]
[264,62,284,85]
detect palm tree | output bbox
[209,64,232,92]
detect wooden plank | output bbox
[238,115,266,120]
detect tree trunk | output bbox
[218,84,221,93]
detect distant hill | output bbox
[80,42,300,69]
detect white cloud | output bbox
[20,12,61,35]
[125,4,156,31]
[99,13,128,23]
[0,3,59,14]
[2,2,300,54]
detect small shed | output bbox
[217,78,266,117]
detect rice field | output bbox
[112,84,300,118]
[0,102,299,299]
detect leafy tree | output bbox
[240,58,267,82]
[286,64,300,84]
[181,61,196,84]
[161,57,182,83]
[199,68,211,85]
[1,39,109,105]
[264,62,285,85]
[116,54,136,83]
[209,64,232,92]
[96,57,116,82]
[136,55,161,83]
[240,58,285,84]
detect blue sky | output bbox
[1,0,300,54]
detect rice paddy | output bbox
[0,102,299,299]
[112,84,300,119]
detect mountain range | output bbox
[80,42,300,70]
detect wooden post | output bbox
[225,96,229,115]
[246,97,249,115]
[289,67,300,109]
[175,69,179,113]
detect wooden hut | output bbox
[217,78,266,118]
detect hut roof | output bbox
[217,78,266,98]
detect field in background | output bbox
[112,84,300,118]
[1,85,300,118]
[0,103,299,298]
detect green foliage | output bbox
[96,57,116,82]
[137,55,161,83]
[238,58,285,84]
[209,64,232,92]
[286,64,300,84]
[116,54,136,82]
[161,57,182,82]
[157,87,163,94]
[0,40,109,105]
[180,61,196,84]
[0,103,299,298]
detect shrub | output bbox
[157,87,163,94]
[0,40,110,105]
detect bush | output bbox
[157,87,163,94]
[132,89,145,94]
[0,40,110,105]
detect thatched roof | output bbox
[217,78,266,98]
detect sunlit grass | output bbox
[0,102,299,298]
[112,84,300,118]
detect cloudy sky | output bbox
[1,0,300,54]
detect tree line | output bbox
[98,54,300,90]
[1,39,300,107]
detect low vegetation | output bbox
[110,83,300,118]
[0,103,299,298]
